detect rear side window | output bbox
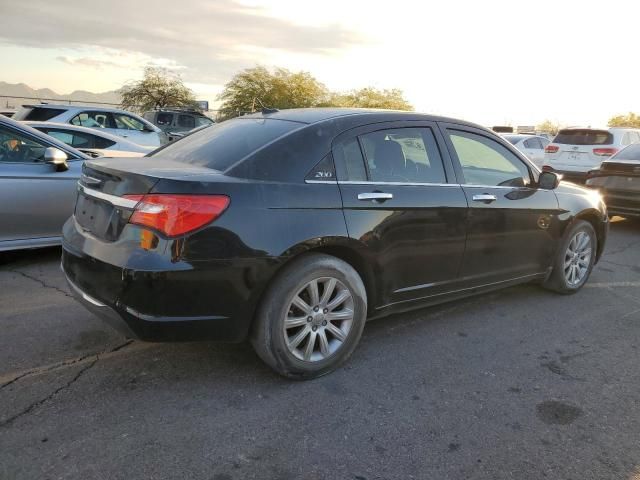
[334,137,367,181]
[15,107,65,121]
[360,128,446,183]
[554,129,613,145]
[156,112,173,126]
[523,137,543,149]
[71,111,114,128]
[150,118,302,170]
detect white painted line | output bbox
[585,281,640,288]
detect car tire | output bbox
[250,253,367,380]
[543,220,597,294]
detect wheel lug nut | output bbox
[307,316,312,322]
[312,326,317,331]
[322,320,327,326]
[323,308,328,314]
[313,306,319,312]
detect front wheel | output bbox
[250,253,367,380]
[543,220,597,294]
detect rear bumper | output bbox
[61,246,265,342]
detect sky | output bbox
[1,0,639,127]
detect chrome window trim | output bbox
[304,179,338,184]
[77,184,140,209]
[337,180,458,187]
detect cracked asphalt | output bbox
[1,218,639,480]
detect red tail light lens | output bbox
[545,145,559,153]
[123,194,230,237]
[593,148,618,157]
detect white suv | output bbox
[13,104,167,147]
[543,127,640,181]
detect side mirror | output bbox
[44,147,69,172]
[538,171,560,190]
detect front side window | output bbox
[448,130,531,187]
[0,126,48,163]
[359,128,446,183]
[113,114,145,131]
[71,111,113,129]
[195,116,214,127]
[178,114,196,129]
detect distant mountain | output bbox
[0,82,122,110]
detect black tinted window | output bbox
[16,107,65,121]
[334,137,367,181]
[448,130,531,187]
[178,114,195,129]
[156,113,173,126]
[554,129,613,145]
[151,118,301,170]
[360,128,446,183]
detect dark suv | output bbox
[143,109,214,139]
[61,108,608,379]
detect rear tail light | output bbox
[593,148,618,157]
[123,194,230,237]
[545,145,559,154]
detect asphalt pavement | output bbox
[1,218,639,480]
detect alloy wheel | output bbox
[564,231,592,287]
[283,277,354,362]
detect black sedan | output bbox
[61,109,608,379]
[586,143,640,218]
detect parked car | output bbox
[543,127,640,182]
[25,121,154,156]
[502,134,550,167]
[586,143,640,218]
[13,104,167,147]
[143,109,214,141]
[61,108,608,379]
[0,115,93,251]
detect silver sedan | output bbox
[0,115,92,251]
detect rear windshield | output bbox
[150,118,302,170]
[503,135,525,145]
[613,144,640,161]
[553,129,613,145]
[13,106,66,121]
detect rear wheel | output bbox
[543,220,597,294]
[251,253,367,379]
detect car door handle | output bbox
[472,194,497,203]
[358,192,393,202]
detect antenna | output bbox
[253,97,279,115]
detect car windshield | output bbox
[612,144,640,161]
[151,117,302,170]
[553,129,613,145]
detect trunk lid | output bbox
[75,157,222,241]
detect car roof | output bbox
[23,121,130,142]
[0,115,89,159]
[23,104,141,115]
[241,107,484,128]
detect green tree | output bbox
[608,112,640,128]
[217,66,329,117]
[325,87,413,111]
[536,120,561,135]
[120,66,197,113]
